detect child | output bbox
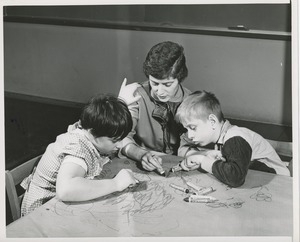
[21,94,138,216]
[176,91,290,188]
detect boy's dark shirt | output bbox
[212,136,276,188]
[179,120,289,187]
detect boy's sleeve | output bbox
[212,136,252,187]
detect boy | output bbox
[176,91,290,188]
[21,94,138,216]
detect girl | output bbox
[21,94,138,216]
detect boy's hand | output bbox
[180,155,204,171]
[141,152,164,173]
[118,78,141,105]
[205,150,226,161]
[113,169,138,191]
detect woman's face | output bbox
[149,75,180,102]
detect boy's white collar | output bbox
[216,120,232,145]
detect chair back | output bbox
[267,139,293,157]
[266,139,293,176]
[5,155,42,222]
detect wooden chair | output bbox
[5,155,42,222]
[266,139,293,176]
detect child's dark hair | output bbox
[80,94,132,140]
[176,90,224,123]
[143,41,188,83]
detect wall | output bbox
[4,22,291,126]
[5,4,291,32]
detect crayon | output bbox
[151,155,165,176]
[183,195,218,203]
[158,170,166,176]
[194,187,215,196]
[171,163,183,172]
[129,179,140,188]
[170,183,190,193]
[186,181,203,191]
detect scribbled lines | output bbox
[206,197,245,209]
[106,180,174,216]
[250,185,272,202]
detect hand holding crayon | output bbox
[114,169,139,191]
[141,152,165,175]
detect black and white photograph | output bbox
[1,0,299,241]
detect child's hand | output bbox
[113,169,137,191]
[180,155,204,171]
[205,150,226,161]
[118,78,141,105]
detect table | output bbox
[6,155,293,238]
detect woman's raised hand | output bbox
[118,78,141,105]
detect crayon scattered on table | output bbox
[186,181,203,191]
[184,195,218,203]
[194,187,215,196]
[170,183,190,193]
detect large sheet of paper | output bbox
[6,156,293,237]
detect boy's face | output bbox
[182,117,215,146]
[149,75,180,102]
[92,136,122,155]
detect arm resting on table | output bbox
[56,159,135,202]
[211,137,252,188]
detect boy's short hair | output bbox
[143,41,188,83]
[80,94,132,140]
[176,90,224,123]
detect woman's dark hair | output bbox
[143,41,188,83]
[80,94,132,140]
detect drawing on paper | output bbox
[250,185,272,202]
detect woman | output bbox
[119,41,191,173]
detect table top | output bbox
[6,155,293,238]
